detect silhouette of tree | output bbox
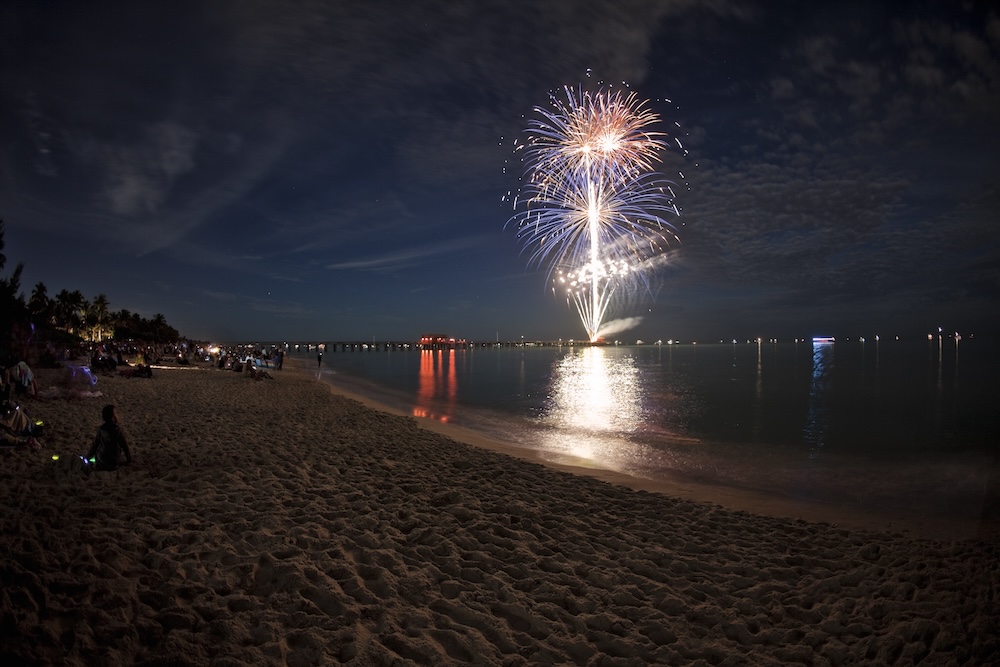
[28,282,52,325]
[87,293,111,341]
[0,220,27,362]
[1,220,185,351]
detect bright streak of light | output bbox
[507,83,683,341]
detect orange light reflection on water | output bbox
[413,349,457,423]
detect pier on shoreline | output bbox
[291,339,615,352]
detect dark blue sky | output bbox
[2,0,997,343]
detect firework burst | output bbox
[507,84,683,342]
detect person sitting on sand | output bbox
[247,365,273,380]
[0,400,43,450]
[90,349,113,373]
[8,361,38,398]
[86,405,132,471]
[119,364,153,379]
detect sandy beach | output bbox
[1,363,997,666]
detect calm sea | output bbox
[288,338,998,536]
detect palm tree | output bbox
[53,289,72,333]
[0,220,27,358]
[28,282,52,325]
[0,219,24,299]
[53,289,87,335]
[88,293,110,341]
[150,313,171,343]
[0,219,6,274]
[112,309,139,340]
[68,290,87,336]
[113,309,131,330]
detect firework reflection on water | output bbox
[294,340,997,537]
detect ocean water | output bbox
[289,338,998,535]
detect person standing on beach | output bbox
[317,350,323,368]
[86,404,132,471]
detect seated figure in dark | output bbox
[0,400,43,450]
[86,404,132,471]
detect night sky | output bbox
[2,1,998,344]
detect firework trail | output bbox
[506,84,683,342]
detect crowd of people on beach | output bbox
[1,339,287,460]
[213,345,283,380]
[0,339,175,460]
[0,353,134,464]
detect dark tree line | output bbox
[1,219,180,362]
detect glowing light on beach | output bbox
[507,83,683,341]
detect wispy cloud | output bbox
[326,235,492,272]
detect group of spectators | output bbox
[3,341,288,465]
[213,346,284,374]
[1,360,131,472]
[2,360,43,449]
[0,334,208,470]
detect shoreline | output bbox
[1,362,996,665]
[296,360,999,542]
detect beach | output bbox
[1,363,997,666]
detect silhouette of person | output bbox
[86,404,132,471]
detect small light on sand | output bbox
[51,455,59,461]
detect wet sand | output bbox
[0,363,996,665]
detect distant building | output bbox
[419,334,466,348]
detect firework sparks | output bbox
[507,84,683,342]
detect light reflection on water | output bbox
[293,339,996,534]
[546,347,642,433]
[804,341,833,455]
[538,347,644,464]
[413,349,457,422]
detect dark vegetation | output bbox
[0,219,182,366]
